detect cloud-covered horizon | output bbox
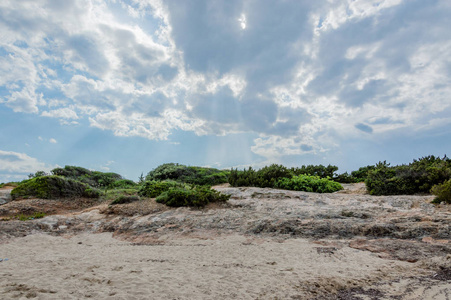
[1,0,450,181]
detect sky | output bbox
[1,0,451,182]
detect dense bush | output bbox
[229,164,343,188]
[228,164,292,187]
[110,195,141,205]
[109,179,137,189]
[275,175,343,193]
[145,163,229,185]
[50,166,127,189]
[366,156,451,195]
[138,180,183,198]
[351,165,376,182]
[291,164,338,178]
[333,172,357,183]
[156,186,230,207]
[11,176,100,200]
[431,179,451,204]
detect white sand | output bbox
[0,232,419,299]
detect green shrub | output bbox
[275,175,343,193]
[139,180,183,198]
[109,179,137,189]
[333,172,358,183]
[366,156,451,195]
[51,166,125,188]
[229,164,292,187]
[431,179,451,204]
[291,164,338,178]
[351,165,376,182]
[110,195,141,205]
[156,186,230,207]
[10,176,100,199]
[145,163,230,185]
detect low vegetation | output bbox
[138,180,183,198]
[156,185,230,207]
[228,164,343,193]
[7,155,451,207]
[431,179,451,204]
[365,156,451,196]
[275,175,343,193]
[145,163,230,185]
[11,176,100,200]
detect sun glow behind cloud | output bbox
[238,13,246,29]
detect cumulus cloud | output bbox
[0,150,56,182]
[0,0,450,164]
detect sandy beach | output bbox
[0,184,450,299]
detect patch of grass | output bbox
[103,188,140,200]
[16,212,46,221]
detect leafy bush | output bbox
[291,164,338,178]
[110,195,141,205]
[366,156,451,195]
[351,165,376,182]
[138,180,183,198]
[156,186,230,207]
[11,176,100,200]
[431,179,451,204]
[51,166,124,188]
[275,175,343,193]
[229,164,292,187]
[145,163,229,185]
[333,172,358,183]
[109,179,137,189]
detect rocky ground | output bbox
[0,183,450,299]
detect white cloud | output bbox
[49,138,57,144]
[0,150,56,182]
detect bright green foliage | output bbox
[275,175,343,193]
[291,164,338,178]
[366,156,451,195]
[11,176,101,200]
[156,185,230,207]
[51,166,124,188]
[110,195,141,205]
[138,180,183,198]
[145,163,230,185]
[228,164,292,187]
[431,179,451,204]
